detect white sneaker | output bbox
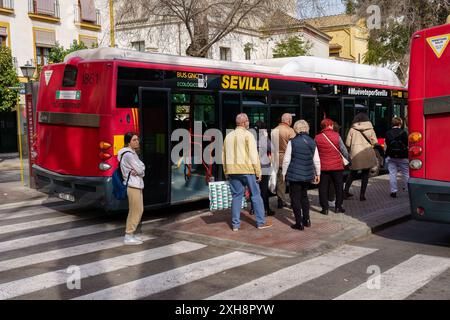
[328,200,336,207]
[134,233,143,241]
[124,234,143,245]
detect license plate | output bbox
[58,193,75,202]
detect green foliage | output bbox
[0,46,19,112]
[48,40,93,64]
[344,0,356,14]
[272,36,312,58]
[351,0,450,82]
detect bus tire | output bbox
[369,149,383,178]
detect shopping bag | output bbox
[268,166,277,194]
[209,181,246,211]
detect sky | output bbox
[297,0,347,19]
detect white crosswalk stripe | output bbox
[0,235,155,272]
[0,240,206,300]
[0,204,80,220]
[0,223,122,254]
[0,215,99,235]
[74,251,265,300]
[206,245,377,300]
[334,254,450,300]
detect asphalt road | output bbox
[0,200,448,300]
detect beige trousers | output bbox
[125,187,144,234]
[276,167,289,204]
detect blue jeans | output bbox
[386,157,409,192]
[229,174,265,229]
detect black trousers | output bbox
[289,181,310,224]
[345,169,370,197]
[260,174,270,212]
[319,170,344,210]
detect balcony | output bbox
[28,0,60,23]
[0,0,14,15]
[74,5,101,31]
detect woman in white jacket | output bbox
[118,132,146,245]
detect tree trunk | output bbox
[186,13,209,57]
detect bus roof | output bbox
[65,47,404,88]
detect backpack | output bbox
[112,151,131,200]
[389,133,407,158]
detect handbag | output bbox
[208,181,246,211]
[322,133,350,166]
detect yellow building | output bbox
[304,14,368,63]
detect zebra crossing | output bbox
[0,202,449,300]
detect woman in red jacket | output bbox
[314,119,349,215]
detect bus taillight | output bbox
[416,207,425,216]
[409,159,422,170]
[409,146,423,157]
[99,152,112,160]
[99,163,111,171]
[99,141,112,150]
[409,132,422,143]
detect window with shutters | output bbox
[28,0,60,21]
[79,35,97,48]
[0,0,14,15]
[75,0,101,30]
[220,47,231,61]
[0,26,7,46]
[34,28,55,66]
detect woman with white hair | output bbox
[282,120,320,230]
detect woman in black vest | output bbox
[282,120,321,230]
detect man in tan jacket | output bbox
[222,113,272,231]
[271,113,296,208]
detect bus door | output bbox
[218,92,242,181]
[219,91,242,134]
[242,93,269,129]
[138,88,171,206]
[317,97,342,135]
[269,94,300,130]
[392,98,408,130]
[369,98,390,139]
[343,97,355,138]
[301,95,317,137]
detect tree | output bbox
[115,0,296,57]
[272,35,312,57]
[0,46,19,112]
[48,40,91,64]
[347,0,450,82]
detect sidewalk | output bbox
[0,153,50,206]
[0,152,411,258]
[157,175,411,258]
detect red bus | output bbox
[408,17,450,223]
[33,48,407,211]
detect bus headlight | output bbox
[409,159,422,169]
[99,162,112,171]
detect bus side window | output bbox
[62,65,78,87]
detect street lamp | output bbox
[20,61,36,94]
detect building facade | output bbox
[304,14,369,63]
[0,0,105,78]
[113,10,331,61]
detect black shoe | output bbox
[335,207,346,213]
[390,192,397,198]
[360,195,366,201]
[303,219,311,227]
[343,191,353,200]
[291,223,304,230]
[277,199,283,209]
[266,209,275,216]
[320,209,329,215]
